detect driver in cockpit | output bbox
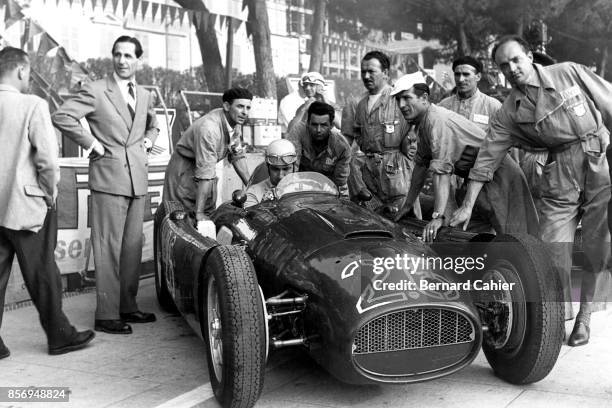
[244,139,297,207]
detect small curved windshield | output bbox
[275,172,338,199]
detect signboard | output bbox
[54,156,169,273]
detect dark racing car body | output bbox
[154,172,564,408]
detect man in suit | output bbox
[0,47,94,356]
[53,36,159,335]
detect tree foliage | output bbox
[547,0,612,77]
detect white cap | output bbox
[390,72,427,96]
[300,72,326,86]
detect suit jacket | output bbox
[0,84,59,232]
[52,76,159,197]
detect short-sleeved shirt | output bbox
[286,121,352,187]
[414,104,486,175]
[469,62,612,182]
[245,179,274,207]
[278,92,306,133]
[174,108,244,180]
[438,89,501,132]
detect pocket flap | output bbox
[24,184,46,197]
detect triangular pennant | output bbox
[160,4,167,23]
[219,15,225,28]
[193,9,202,29]
[177,8,185,26]
[56,0,60,7]
[28,21,44,41]
[7,0,22,15]
[4,0,24,29]
[37,32,59,57]
[232,17,241,33]
[91,0,98,10]
[140,0,149,20]
[68,0,74,8]
[151,2,159,22]
[168,6,176,25]
[111,0,119,14]
[122,0,129,16]
[132,0,139,18]
[101,0,109,11]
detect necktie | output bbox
[127,82,136,120]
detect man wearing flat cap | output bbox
[439,56,501,132]
[391,72,538,242]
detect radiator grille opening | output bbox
[354,308,475,354]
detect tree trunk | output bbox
[193,12,226,92]
[516,16,524,36]
[247,0,277,98]
[309,0,326,72]
[457,22,471,56]
[599,43,608,78]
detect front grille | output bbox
[353,308,474,354]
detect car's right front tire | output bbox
[201,245,266,408]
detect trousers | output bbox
[91,191,145,320]
[537,143,610,306]
[0,209,77,347]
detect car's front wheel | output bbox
[201,245,266,408]
[476,234,564,384]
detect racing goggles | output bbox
[266,153,297,166]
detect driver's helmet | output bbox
[265,139,297,166]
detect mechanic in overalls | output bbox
[348,51,418,214]
[162,87,252,238]
[286,101,351,195]
[451,35,612,347]
[391,72,538,242]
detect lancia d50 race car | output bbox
[154,172,564,408]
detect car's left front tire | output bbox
[477,234,564,384]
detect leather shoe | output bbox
[568,320,590,347]
[120,311,156,323]
[95,319,132,334]
[49,330,95,355]
[0,336,10,359]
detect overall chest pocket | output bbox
[558,89,598,136]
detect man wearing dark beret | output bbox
[439,55,501,132]
[162,87,252,238]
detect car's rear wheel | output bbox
[153,201,180,313]
[201,245,266,408]
[477,234,564,384]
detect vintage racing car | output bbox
[154,172,564,408]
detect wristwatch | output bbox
[431,211,445,220]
